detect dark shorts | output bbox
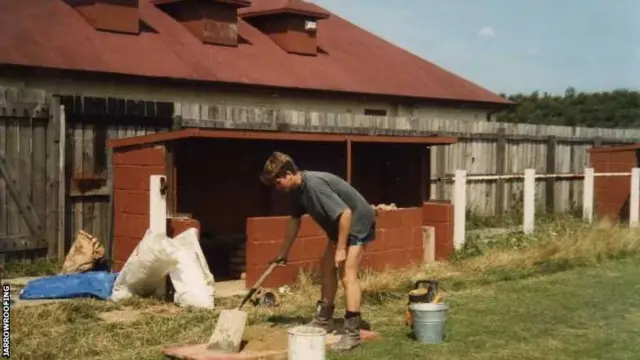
[345,222,376,247]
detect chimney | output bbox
[66,0,140,34]
[240,0,329,56]
[152,0,251,47]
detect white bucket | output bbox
[287,325,326,360]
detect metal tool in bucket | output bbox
[404,280,440,326]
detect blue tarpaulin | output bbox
[20,271,118,301]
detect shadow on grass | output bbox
[265,315,372,332]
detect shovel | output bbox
[207,261,280,353]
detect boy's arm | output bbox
[274,217,302,263]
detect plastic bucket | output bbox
[409,302,449,344]
[288,325,326,360]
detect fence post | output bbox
[582,168,594,223]
[630,168,640,228]
[150,175,168,235]
[523,169,536,234]
[453,169,467,250]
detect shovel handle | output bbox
[237,262,279,310]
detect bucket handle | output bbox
[413,280,438,290]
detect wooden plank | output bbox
[546,136,557,213]
[495,128,506,216]
[82,117,96,235]
[72,118,84,246]
[0,235,48,252]
[46,98,61,257]
[19,117,33,236]
[5,118,19,237]
[436,146,446,200]
[0,117,6,238]
[55,100,65,259]
[32,118,48,250]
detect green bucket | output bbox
[409,302,449,344]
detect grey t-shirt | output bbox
[290,171,375,242]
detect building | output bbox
[0,0,510,118]
[0,0,512,283]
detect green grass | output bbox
[331,258,640,360]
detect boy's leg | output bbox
[308,241,338,331]
[332,242,366,351]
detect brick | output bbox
[382,227,413,250]
[376,209,404,229]
[298,216,325,237]
[246,217,288,243]
[114,213,148,239]
[246,263,302,288]
[401,208,423,228]
[246,241,282,266]
[411,227,423,249]
[114,190,149,215]
[367,230,387,252]
[167,217,201,238]
[300,236,327,260]
[113,146,165,166]
[113,165,165,191]
[422,202,453,224]
[434,224,453,260]
[112,236,140,264]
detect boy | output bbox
[260,151,376,351]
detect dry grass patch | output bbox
[10,217,640,360]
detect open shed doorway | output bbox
[173,137,346,281]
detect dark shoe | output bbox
[331,315,361,351]
[307,300,335,332]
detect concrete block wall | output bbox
[422,201,454,260]
[112,145,167,271]
[245,206,453,288]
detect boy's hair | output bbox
[260,151,299,185]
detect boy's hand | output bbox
[335,248,347,268]
[269,255,287,266]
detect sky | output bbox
[311,0,640,96]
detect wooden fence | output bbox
[4,87,640,258]
[0,89,60,258]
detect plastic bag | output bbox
[60,230,105,274]
[169,228,216,309]
[20,271,117,301]
[110,228,180,302]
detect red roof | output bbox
[239,0,330,19]
[0,0,511,105]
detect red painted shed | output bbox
[589,144,640,221]
[107,128,457,288]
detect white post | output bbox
[582,168,594,223]
[453,170,467,250]
[523,169,535,234]
[630,168,640,228]
[150,175,167,235]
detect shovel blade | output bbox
[207,309,248,354]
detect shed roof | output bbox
[0,0,512,106]
[107,128,458,149]
[588,144,640,153]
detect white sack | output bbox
[110,228,180,302]
[169,228,216,309]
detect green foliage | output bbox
[496,87,640,128]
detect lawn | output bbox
[9,217,640,360]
